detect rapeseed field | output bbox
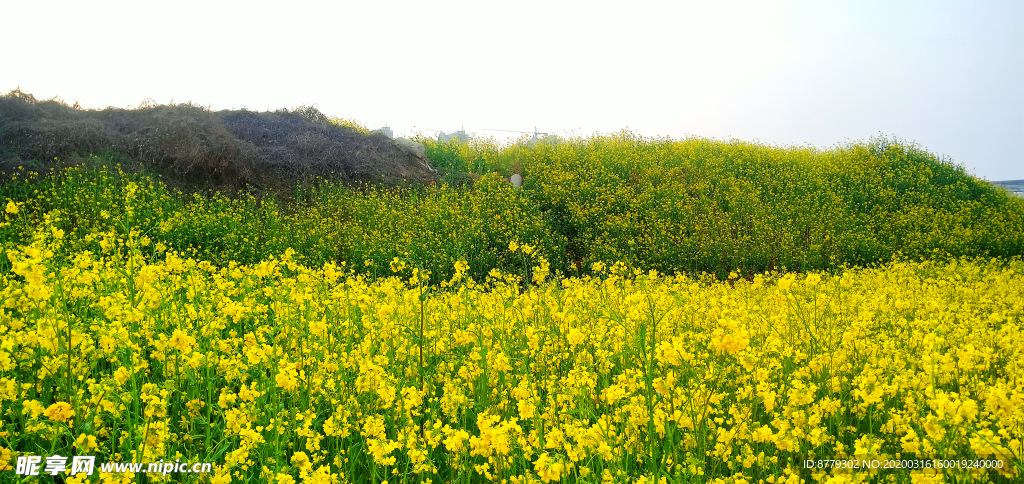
[1,133,1022,483]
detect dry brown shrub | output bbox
[0,89,438,195]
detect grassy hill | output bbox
[416,132,1024,278]
[1,90,1022,283]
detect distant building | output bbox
[991,179,1024,198]
[438,129,469,143]
[374,125,393,139]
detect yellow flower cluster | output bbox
[0,217,1021,483]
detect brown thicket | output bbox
[0,89,437,194]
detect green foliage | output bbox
[420,138,469,173]
[2,133,1022,283]
[431,131,1024,277]
[0,156,562,284]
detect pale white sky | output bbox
[3,0,1022,180]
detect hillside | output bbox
[1,90,1022,282]
[416,132,1024,278]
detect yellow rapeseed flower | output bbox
[43,402,74,422]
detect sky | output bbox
[3,0,1022,180]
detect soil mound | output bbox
[0,89,438,193]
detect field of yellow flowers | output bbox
[1,131,1023,483]
[1,203,1021,483]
